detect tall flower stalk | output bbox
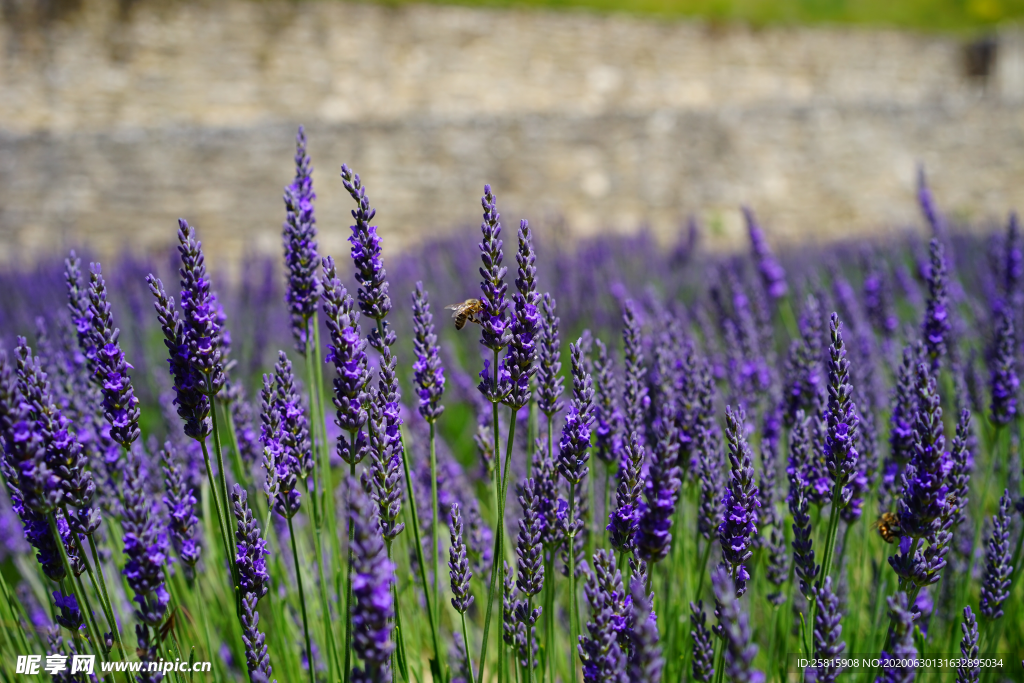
[557,341,594,683]
[412,282,446,643]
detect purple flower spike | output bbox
[340,164,391,324]
[884,345,920,509]
[87,264,141,448]
[556,341,594,490]
[274,352,313,482]
[921,238,950,372]
[147,273,210,440]
[593,339,623,466]
[366,390,405,541]
[121,453,170,629]
[176,219,226,398]
[699,442,725,529]
[607,431,644,553]
[412,282,445,423]
[621,300,648,446]
[782,293,822,428]
[787,421,819,600]
[504,220,539,409]
[161,442,200,569]
[515,478,545,598]
[283,126,320,354]
[989,307,1018,427]
[448,502,474,613]
[322,256,371,466]
[1004,212,1022,303]
[823,313,859,508]
[477,184,512,358]
[717,406,760,595]
[232,484,270,601]
[637,406,681,564]
[53,590,83,632]
[917,165,943,236]
[536,293,564,418]
[812,577,845,683]
[711,566,764,683]
[957,606,979,683]
[877,592,917,683]
[689,601,715,683]
[979,490,1013,620]
[893,361,947,549]
[579,550,627,683]
[627,574,662,683]
[348,479,396,683]
[241,592,275,683]
[743,206,787,301]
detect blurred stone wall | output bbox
[2,0,1024,272]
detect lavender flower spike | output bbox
[161,442,200,569]
[232,485,270,602]
[717,405,760,596]
[877,592,917,683]
[621,300,647,445]
[340,164,391,323]
[743,206,787,301]
[477,184,512,355]
[121,452,170,631]
[891,361,947,584]
[637,407,681,564]
[711,566,764,683]
[348,479,396,683]
[283,125,320,354]
[592,339,622,466]
[88,263,141,448]
[607,431,644,553]
[627,575,663,683]
[812,577,845,683]
[536,293,564,418]
[957,606,979,683]
[177,219,226,398]
[989,306,1018,427]
[322,256,371,466]
[147,273,210,440]
[515,478,545,599]
[412,282,445,423]
[689,602,715,683]
[823,312,859,508]
[921,238,950,372]
[448,503,474,613]
[556,341,595,491]
[579,550,627,683]
[979,490,1013,620]
[504,219,540,409]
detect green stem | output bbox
[0,567,31,654]
[209,393,238,600]
[48,516,104,663]
[693,537,713,603]
[477,350,504,683]
[198,436,234,599]
[76,530,128,661]
[398,430,443,673]
[345,460,356,683]
[287,515,316,683]
[429,421,442,636]
[461,612,476,683]
[808,483,845,645]
[568,485,579,683]
[544,554,555,683]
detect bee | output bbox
[445,298,484,330]
[873,511,902,544]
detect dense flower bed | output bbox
[0,128,1022,683]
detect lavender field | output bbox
[0,127,1023,683]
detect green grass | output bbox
[360,0,1024,32]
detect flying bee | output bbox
[873,511,902,544]
[445,298,483,330]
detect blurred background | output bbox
[2,0,1024,273]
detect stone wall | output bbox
[2,0,1024,271]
